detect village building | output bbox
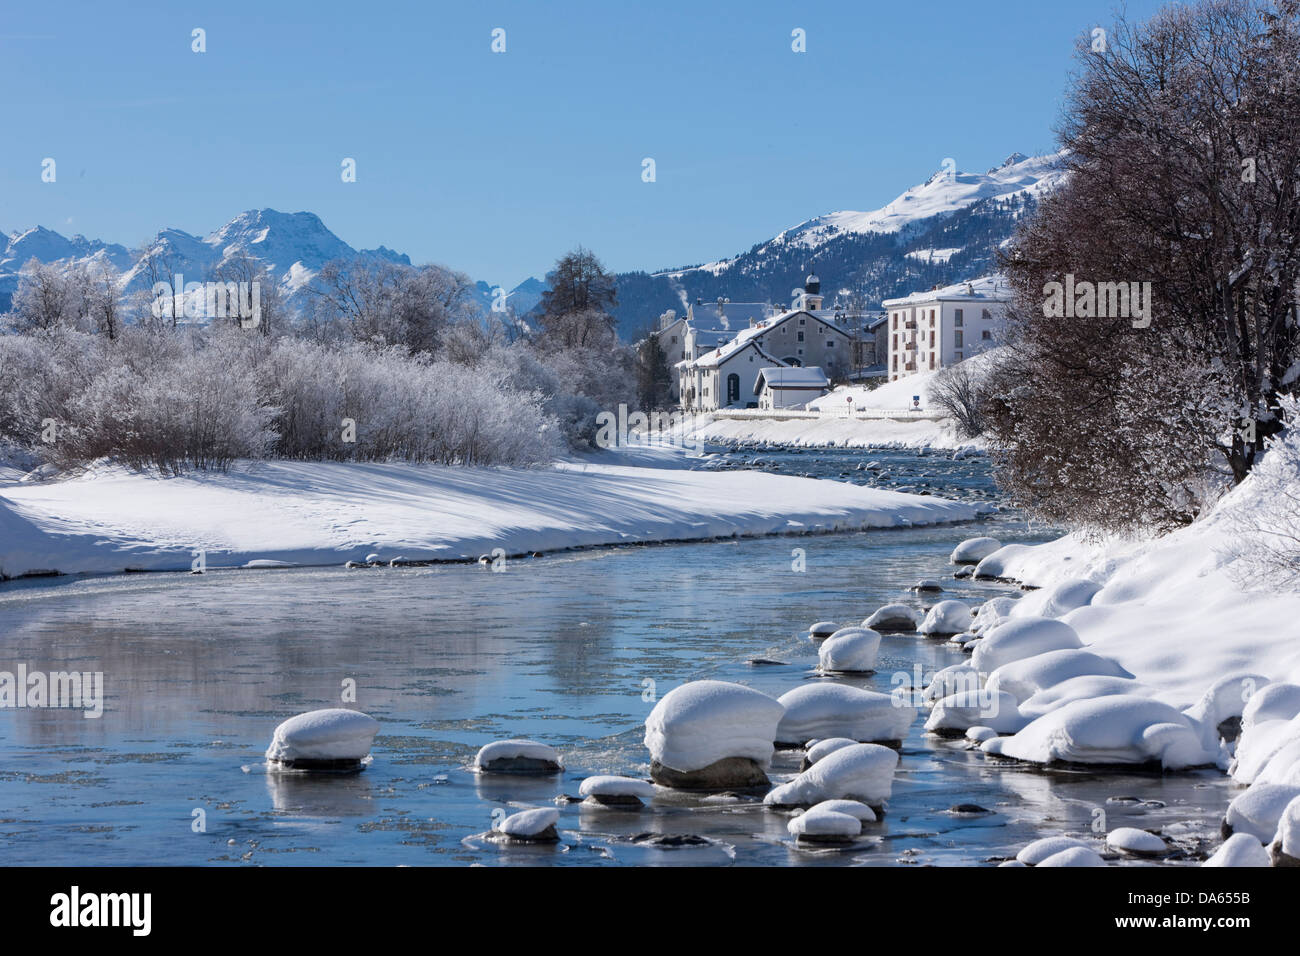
[675,275,855,411]
[755,366,830,410]
[881,276,1011,382]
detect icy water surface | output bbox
[0,449,1234,865]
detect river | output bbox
[0,448,1233,865]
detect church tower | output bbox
[796,267,823,312]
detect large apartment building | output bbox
[882,277,1011,381]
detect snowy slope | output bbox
[660,151,1067,279]
[0,457,978,578]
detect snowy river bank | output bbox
[0,448,1262,866]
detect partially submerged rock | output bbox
[817,627,881,674]
[918,600,973,637]
[763,743,899,809]
[579,775,656,808]
[644,680,784,790]
[473,739,563,775]
[950,536,1002,565]
[494,807,560,844]
[265,708,379,772]
[863,604,922,632]
[776,683,914,747]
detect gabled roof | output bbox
[686,309,849,370]
[755,366,830,393]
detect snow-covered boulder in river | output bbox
[918,600,973,636]
[1270,795,1300,865]
[493,807,560,844]
[972,544,1035,580]
[579,775,656,808]
[808,621,840,640]
[473,739,563,775]
[764,743,899,809]
[1203,832,1271,867]
[1106,827,1169,857]
[787,799,876,844]
[982,695,1219,770]
[1016,835,1096,865]
[264,708,380,772]
[800,736,858,770]
[776,683,914,746]
[926,689,1027,736]
[950,536,1002,565]
[970,617,1083,673]
[644,680,784,790]
[863,604,921,632]
[817,627,882,674]
[1223,783,1300,842]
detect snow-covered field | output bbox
[0,454,978,578]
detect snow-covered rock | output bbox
[1271,794,1300,864]
[1106,827,1168,856]
[973,544,1036,579]
[1243,682,1300,731]
[818,628,882,674]
[950,536,1002,565]
[986,649,1133,705]
[910,579,943,593]
[578,775,656,807]
[1036,846,1107,867]
[786,804,867,843]
[776,683,914,746]
[494,807,560,843]
[1231,713,1300,783]
[863,604,922,632]
[970,617,1083,673]
[982,695,1219,769]
[473,739,563,775]
[918,600,973,636]
[1018,675,1150,722]
[970,596,1020,634]
[808,621,840,639]
[1016,835,1094,865]
[802,737,859,768]
[808,798,877,823]
[1010,578,1102,619]
[1223,783,1300,842]
[644,680,784,789]
[966,726,998,743]
[264,708,379,770]
[1203,832,1271,867]
[922,661,982,705]
[764,743,899,808]
[926,689,1026,736]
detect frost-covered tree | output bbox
[994,0,1300,532]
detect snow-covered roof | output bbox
[686,309,851,369]
[755,367,830,392]
[882,274,1012,308]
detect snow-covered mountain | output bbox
[0,208,547,320]
[120,208,411,295]
[607,151,1066,336]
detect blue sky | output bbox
[2,0,1167,287]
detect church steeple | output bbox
[798,265,823,311]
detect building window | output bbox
[930,354,936,369]
[982,309,992,321]
[954,352,963,361]
[799,318,805,325]
[726,374,740,404]
[982,329,992,340]
[954,330,963,348]
[954,309,963,327]
[827,339,835,347]
[671,335,677,343]
[798,331,804,341]
[929,331,935,347]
